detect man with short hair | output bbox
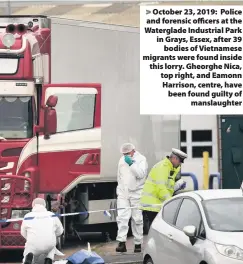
[116,143,148,253]
[21,198,64,264]
[141,148,188,228]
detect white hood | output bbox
[208,230,243,248]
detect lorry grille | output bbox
[0,175,32,248]
[1,233,25,247]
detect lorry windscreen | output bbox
[0,58,19,75]
[0,96,33,139]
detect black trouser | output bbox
[145,211,158,230]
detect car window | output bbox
[175,198,201,232]
[203,198,243,232]
[162,198,182,224]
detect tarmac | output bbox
[0,233,147,264]
[93,236,145,264]
[56,235,146,264]
[0,234,145,264]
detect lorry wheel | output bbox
[109,224,118,240]
[102,223,117,241]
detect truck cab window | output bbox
[54,93,95,133]
[0,58,19,74]
[0,96,33,139]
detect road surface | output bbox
[0,233,145,264]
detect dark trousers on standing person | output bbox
[145,211,158,230]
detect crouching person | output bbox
[21,198,64,264]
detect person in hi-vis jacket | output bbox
[140,148,188,229]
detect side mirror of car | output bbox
[183,225,197,246]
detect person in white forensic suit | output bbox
[21,198,64,264]
[116,143,148,253]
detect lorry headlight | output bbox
[1,196,10,203]
[24,172,31,191]
[24,172,30,178]
[1,209,8,215]
[13,223,20,230]
[215,243,243,260]
[2,33,16,48]
[11,209,30,219]
[1,183,10,191]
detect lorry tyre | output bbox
[102,223,117,241]
[109,224,118,240]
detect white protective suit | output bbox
[116,150,148,245]
[21,198,64,264]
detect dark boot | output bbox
[24,253,33,264]
[116,242,127,252]
[44,258,53,264]
[134,244,141,253]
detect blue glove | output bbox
[124,155,134,166]
[180,181,187,190]
[174,179,186,192]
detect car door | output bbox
[37,83,101,193]
[169,198,206,264]
[152,198,183,264]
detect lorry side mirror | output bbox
[43,95,58,139]
[46,95,58,107]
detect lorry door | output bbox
[37,83,101,193]
[220,115,243,189]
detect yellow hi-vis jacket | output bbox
[140,157,181,212]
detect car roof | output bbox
[175,189,243,201]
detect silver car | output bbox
[143,189,243,264]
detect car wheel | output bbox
[144,257,154,264]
